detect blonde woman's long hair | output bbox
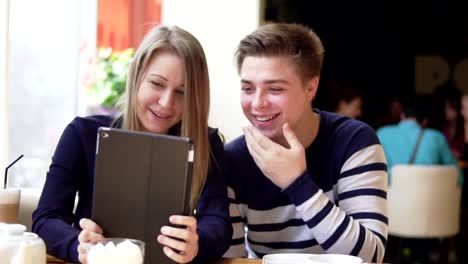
[115,25,210,211]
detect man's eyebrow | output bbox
[240,79,289,84]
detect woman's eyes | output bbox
[150,81,184,96]
[150,81,163,88]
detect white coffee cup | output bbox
[308,254,363,264]
[263,253,321,264]
[0,188,21,223]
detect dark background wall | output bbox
[265,1,468,128]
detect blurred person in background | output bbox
[443,95,464,159]
[375,97,404,128]
[429,87,464,159]
[331,80,363,119]
[457,93,468,264]
[377,98,462,263]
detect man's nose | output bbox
[252,91,268,109]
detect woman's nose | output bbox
[158,90,174,108]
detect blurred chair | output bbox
[388,165,461,262]
[388,165,461,237]
[17,188,42,231]
[18,189,78,231]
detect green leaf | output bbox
[87,47,134,109]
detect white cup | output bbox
[263,253,320,264]
[85,238,145,264]
[0,188,21,223]
[308,254,363,264]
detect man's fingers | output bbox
[244,127,263,159]
[283,123,303,150]
[79,218,103,234]
[248,126,275,150]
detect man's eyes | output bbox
[269,87,284,92]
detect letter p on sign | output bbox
[415,55,450,94]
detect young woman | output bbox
[32,25,232,264]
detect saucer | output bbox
[263,253,363,264]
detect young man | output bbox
[224,23,388,263]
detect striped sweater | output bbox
[223,110,388,263]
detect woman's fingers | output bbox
[157,234,187,252]
[163,246,190,263]
[169,215,196,230]
[160,226,198,242]
[78,229,104,243]
[77,243,88,264]
[79,218,103,234]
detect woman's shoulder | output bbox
[208,126,223,143]
[70,115,114,130]
[66,115,115,139]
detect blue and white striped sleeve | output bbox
[283,143,388,263]
[223,186,248,257]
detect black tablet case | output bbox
[92,127,193,264]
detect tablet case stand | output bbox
[92,127,193,264]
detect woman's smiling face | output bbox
[136,51,185,134]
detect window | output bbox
[4,0,96,188]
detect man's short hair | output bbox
[235,23,325,83]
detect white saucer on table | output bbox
[263,253,363,264]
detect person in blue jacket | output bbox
[377,101,463,185]
[32,25,232,264]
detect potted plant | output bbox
[86,47,134,114]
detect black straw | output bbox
[4,154,24,189]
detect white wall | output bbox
[162,0,262,142]
[0,0,10,180]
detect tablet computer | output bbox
[92,127,193,264]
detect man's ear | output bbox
[305,77,319,101]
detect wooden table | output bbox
[47,255,261,264]
[214,258,260,264]
[47,255,70,263]
[48,255,378,264]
